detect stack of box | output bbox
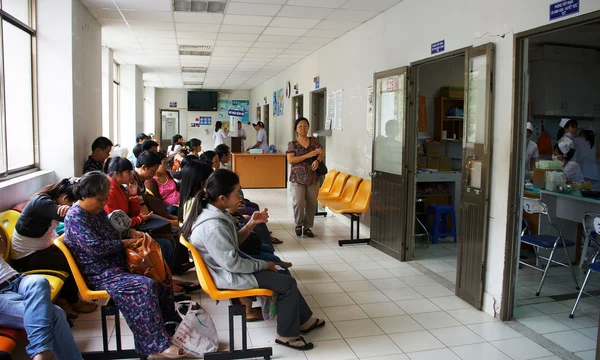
[419,142,452,172]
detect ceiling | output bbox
[81,0,403,90]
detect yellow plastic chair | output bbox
[318,170,339,197]
[317,172,349,204]
[328,180,372,247]
[319,176,363,207]
[180,236,273,360]
[54,235,140,359]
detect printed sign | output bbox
[550,0,579,21]
[169,102,177,108]
[228,109,245,117]
[315,81,320,89]
[386,78,396,92]
[431,40,445,55]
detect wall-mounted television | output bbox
[188,91,218,111]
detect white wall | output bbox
[155,89,251,150]
[144,86,156,136]
[249,0,600,316]
[102,47,114,140]
[120,64,143,150]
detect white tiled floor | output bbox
[10,188,598,359]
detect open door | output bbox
[370,67,411,260]
[456,43,495,308]
[160,110,179,150]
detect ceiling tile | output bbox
[218,33,260,41]
[132,29,176,38]
[173,12,224,24]
[341,0,401,11]
[212,47,250,54]
[257,34,299,43]
[294,37,332,45]
[226,2,282,16]
[303,29,345,38]
[223,15,273,26]
[219,25,265,34]
[175,23,221,32]
[89,8,123,20]
[121,10,173,22]
[286,0,346,8]
[177,38,216,46]
[128,20,174,31]
[243,53,276,59]
[115,0,173,11]
[270,17,319,28]
[314,19,360,31]
[282,49,312,55]
[262,27,308,36]
[177,31,218,40]
[253,42,288,49]
[216,40,255,47]
[326,9,378,22]
[81,0,116,8]
[247,47,282,54]
[136,37,178,45]
[288,43,322,50]
[277,6,334,19]
[275,53,301,59]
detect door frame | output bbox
[500,10,600,321]
[310,87,327,132]
[405,47,472,261]
[158,109,180,150]
[291,93,305,139]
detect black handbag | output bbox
[316,161,328,176]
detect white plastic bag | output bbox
[172,301,219,357]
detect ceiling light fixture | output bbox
[179,45,212,56]
[173,0,228,13]
[184,81,204,86]
[182,67,207,73]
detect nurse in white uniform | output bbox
[524,122,539,181]
[574,127,600,190]
[557,118,578,144]
[249,120,269,153]
[558,138,585,184]
[213,121,227,148]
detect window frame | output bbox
[0,0,37,180]
[113,61,120,145]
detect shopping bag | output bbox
[259,293,278,321]
[172,301,219,357]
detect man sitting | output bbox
[0,258,81,360]
[127,133,149,164]
[214,144,231,168]
[142,140,159,153]
[83,136,113,174]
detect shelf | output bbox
[443,116,463,121]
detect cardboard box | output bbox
[440,86,464,99]
[532,168,548,181]
[427,157,440,170]
[417,156,428,169]
[426,142,443,157]
[439,157,452,171]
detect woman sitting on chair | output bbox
[10,178,97,319]
[182,169,324,350]
[64,171,187,358]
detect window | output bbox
[113,61,120,144]
[0,0,35,177]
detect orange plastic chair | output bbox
[328,180,372,247]
[317,172,349,204]
[180,236,273,360]
[319,175,362,207]
[318,170,339,197]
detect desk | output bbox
[231,153,287,189]
[538,190,600,265]
[417,171,462,229]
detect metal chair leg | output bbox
[561,237,580,290]
[570,269,593,318]
[536,243,558,296]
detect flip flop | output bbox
[246,307,264,322]
[174,294,191,302]
[300,318,326,335]
[177,281,201,293]
[275,336,314,351]
[271,237,283,244]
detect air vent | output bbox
[173,0,227,13]
[184,81,204,86]
[182,67,207,73]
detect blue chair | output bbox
[520,198,579,296]
[425,204,457,244]
[570,212,600,318]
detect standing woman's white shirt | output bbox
[574,131,600,190]
[213,129,226,147]
[238,128,246,151]
[256,128,269,153]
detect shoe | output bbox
[294,226,302,236]
[303,228,314,238]
[154,344,187,359]
[71,300,98,313]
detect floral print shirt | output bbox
[286,137,322,186]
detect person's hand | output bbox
[250,209,269,225]
[267,262,277,272]
[311,160,319,171]
[308,149,321,157]
[229,199,244,214]
[140,212,154,223]
[57,205,71,217]
[129,230,144,239]
[122,238,140,247]
[127,182,138,197]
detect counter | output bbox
[417,171,462,228]
[231,153,287,189]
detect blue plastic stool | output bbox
[425,204,457,244]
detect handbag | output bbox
[316,161,328,176]
[125,233,172,286]
[172,301,219,357]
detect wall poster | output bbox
[273,88,284,116]
[367,86,374,136]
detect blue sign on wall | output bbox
[228,109,246,117]
[549,0,579,21]
[315,81,320,89]
[431,40,445,55]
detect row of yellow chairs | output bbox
[317,170,372,246]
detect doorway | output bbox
[291,94,304,138]
[262,104,270,141]
[159,109,179,150]
[503,14,600,336]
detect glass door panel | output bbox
[374,74,405,176]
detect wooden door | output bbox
[370,67,410,260]
[456,43,495,309]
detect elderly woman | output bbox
[63,171,187,358]
[286,117,323,237]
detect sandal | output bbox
[246,307,264,322]
[156,344,187,359]
[275,336,314,351]
[71,300,98,314]
[271,237,283,244]
[294,226,302,236]
[300,318,325,335]
[303,228,314,238]
[176,281,201,293]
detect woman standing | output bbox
[286,118,323,237]
[557,139,585,184]
[64,171,187,358]
[249,121,269,153]
[574,127,600,190]
[213,121,227,148]
[167,135,184,155]
[557,118,578,143]
[186,138,202,156]
[10,179,97,318]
